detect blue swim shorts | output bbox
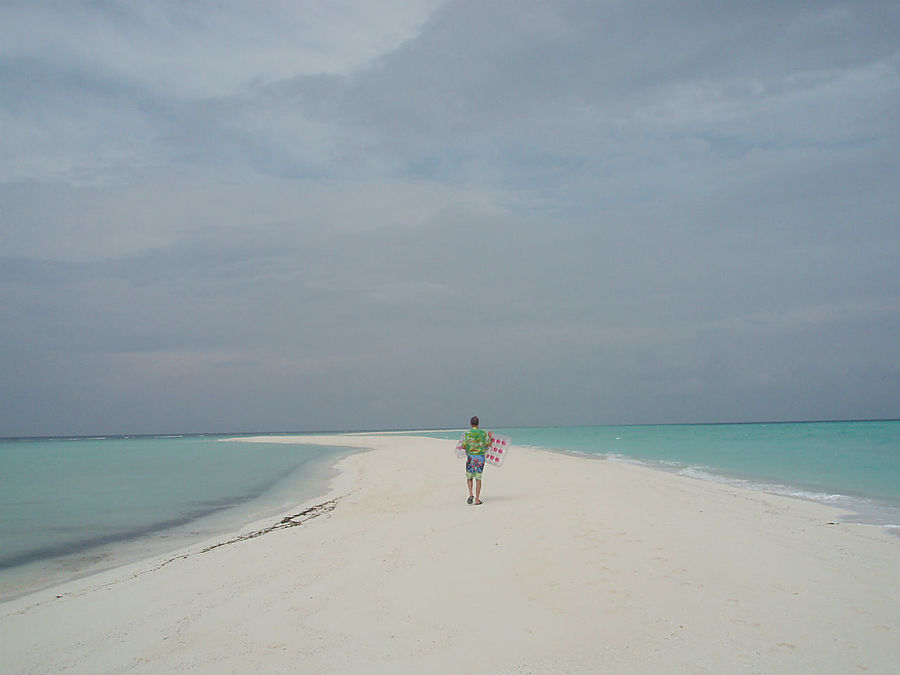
[466,453,485,480]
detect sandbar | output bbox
[1,434,898,673]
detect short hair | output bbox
[470,416,479,427]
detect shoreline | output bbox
[397,427,900,534]
[0,440,364,603]
[0,435,372,605]
[2,434,898,672]
[527,444,900,535]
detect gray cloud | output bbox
[1,1,899,435]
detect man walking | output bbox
[463,416,492,505]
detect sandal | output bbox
[467,496,474,504]
[474,500,483,506]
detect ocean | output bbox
[2,421,898,600]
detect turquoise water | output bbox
[422,421,900,525]
[0,434,354,599]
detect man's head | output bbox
[470,416,479,427]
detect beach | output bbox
[2,434,898,673]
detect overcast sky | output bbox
[2,1,899,436]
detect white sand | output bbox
[2,434,898,674]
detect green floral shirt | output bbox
[462,428,490,455]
